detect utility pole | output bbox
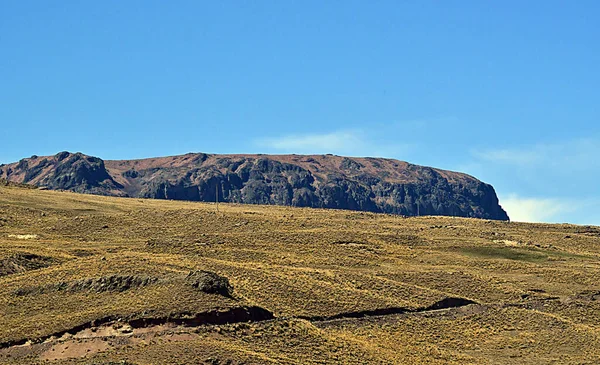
[216,184,219,213]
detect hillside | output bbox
[1,184,600,364]
[0,152,509,220]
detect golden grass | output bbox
[1,185,600,364]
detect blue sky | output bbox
[1,1,599,224]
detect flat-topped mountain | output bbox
[0,152,509,220]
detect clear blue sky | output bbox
[1,1,599,224]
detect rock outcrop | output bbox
[0,152,123,196]
[186,270,233,297]
[0,253,55,277]
[13,275,159,296]
[0,152,509,220]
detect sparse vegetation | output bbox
[1,185,600,364]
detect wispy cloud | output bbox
[256,129,413,157]
[474,148,543,166]
[500,193,600,225]
[499,194,572,223]
[466,137,600,225]
[258,130,364,154]
[473,138,600,168]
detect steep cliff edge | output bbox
[0,152,509,220]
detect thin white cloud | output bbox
[499,194,573,223]
[467,138,600,225]
[474,148,542,166]
[258,131,364,154]
[256,130,414,157]
[473,138,600,168]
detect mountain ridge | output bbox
[0,151,509,220]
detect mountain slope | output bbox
[0,152,509,220]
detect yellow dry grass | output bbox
[1,185,600,364]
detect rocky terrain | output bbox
[0,152,509,220]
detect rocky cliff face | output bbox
[0,152,509,220]
[0,152,124,196]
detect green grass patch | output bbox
[459,246,548,263]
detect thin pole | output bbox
[216,184,219,212]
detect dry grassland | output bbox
[1,185,600,364]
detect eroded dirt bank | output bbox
[0,297,480,361]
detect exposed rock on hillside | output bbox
[0,253,55,277]
[186,270,233,297]
[0,152,123,196]
[0,152,509,220]
[13,275,158,296]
